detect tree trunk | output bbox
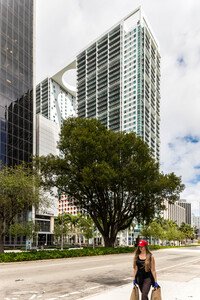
[0,235,4,253]
[14,236,16,249]
[103,235,116,248]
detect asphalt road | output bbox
[0,247,200,300]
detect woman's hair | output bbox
[133,245,152,272]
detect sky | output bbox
[36,0,200,216]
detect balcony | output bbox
[77,53,86,64]
[109,40,120,52]
[98,46,108,56]
[98,105,107,114]
[109,51,120,61]
[98,75,107,84]
[109,64,120,73]
[77,90,86,99]
[98,111,107,118]
[109,76,120,85]
[98,37,108,48]
[109,27,120,39]
[109,70,120,81]
[109,34,120,46]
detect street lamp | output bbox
[93,223,95,249]
[59,194,64,251]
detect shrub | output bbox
[1,244,199,263]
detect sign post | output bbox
[26,240,31,251]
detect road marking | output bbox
[12,291,38,295]
[157,257,200,272]
[38,257,120,268]
[69,291,80,295]
[29,296,36,300]
[58,285,102,298]
[83,286,101,291]
[162,248,200,253]
[82,264,113,271]
[58,291,80,298]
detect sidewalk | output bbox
[82,278,200,300]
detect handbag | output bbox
[130,285,139,300]
[151,287,162,300]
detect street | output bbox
[0,247,200,300]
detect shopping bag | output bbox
[130,285,139,300]
[151,287,162,300]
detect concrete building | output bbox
[192,213,200,228]
[162,200,186,227]
[35,65,82,242]
[36,76,76,131]
[42,7,161,245]
[192,213,200,239]
[178,199,192,225]
[76,7,161,161]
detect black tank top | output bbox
[136,256,151,279]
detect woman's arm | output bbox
[133,265,138,280]
[151,256,157,282]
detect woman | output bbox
[133,240,159,300]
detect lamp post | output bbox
[60,194,64,251]
[198,201,200,239]
[93,223,95,249]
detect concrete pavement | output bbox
[82,278,200,300]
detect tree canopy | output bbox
[0,163,47,253]
[140,218,193,245]
[179,222,195,241]
[35,117,184,247]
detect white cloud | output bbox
[36,0,200,214]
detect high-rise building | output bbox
[162,200,186,227]
[76,7,161,160]
[0,0,34,167]
[36,77,76,132]
[35,65,84,232]
[192,213,200,228]
[178,199,192,225]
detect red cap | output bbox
[138,240,147,247]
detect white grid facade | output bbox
[77,7,161,161]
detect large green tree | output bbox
[141,221,165,245]
[179,222,194,241]
[36,117,184,247]
[78,214,94,242]
[0,163,46,253]
[54,213,72,247]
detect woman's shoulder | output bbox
[150,254,155,261]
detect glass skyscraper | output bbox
[77,7,161,161]
[0,0,34,167]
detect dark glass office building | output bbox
[0,0,34,167]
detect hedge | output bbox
[0,245,199,263]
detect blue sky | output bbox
[36,0,200,215]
